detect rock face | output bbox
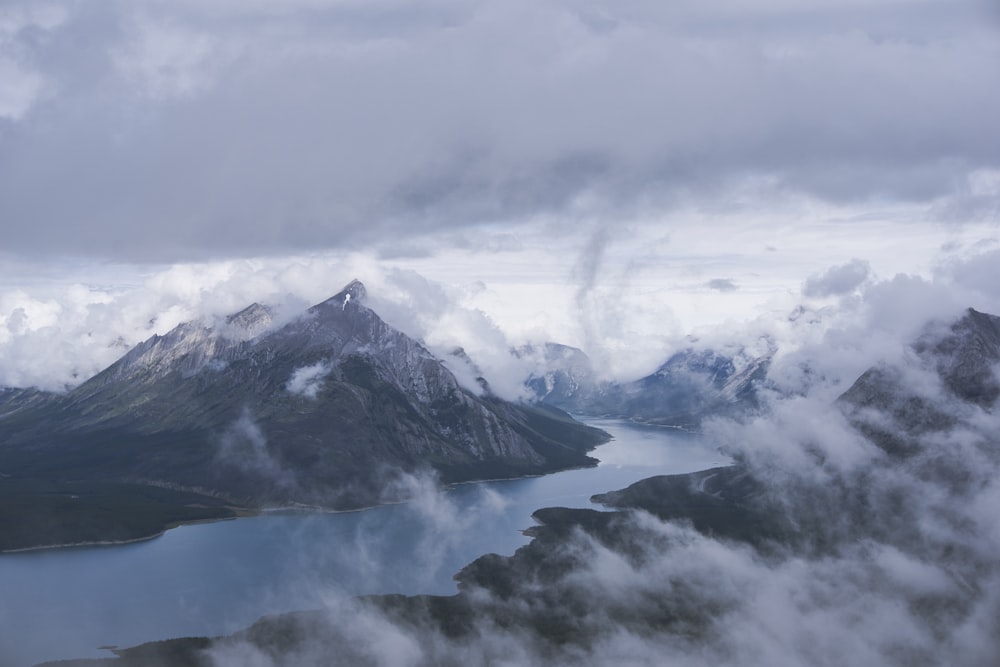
[522,342,598,407]
[838,307,1000,456]
[0,281,606,512]
[0,387,55,420]
[525,343,772,428]
[913,307,1000,406]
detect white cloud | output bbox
[803,259,871,297]
[287,361,331,399]
[4,214,1000,392]
[217,409,295,487]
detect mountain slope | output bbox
[525,342,771,428]
[838,307,1000,456]
[0,281,606,549]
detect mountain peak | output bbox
[961,307,1000,335]
[929,306,1000,406]
[338,279,366,301]
[0,276,607,519]
[316,279,367,311]
[840,306,1000,455]
[226,302,269,323]
[225,302,274,338]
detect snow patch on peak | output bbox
[313,279,368,312]
[336,279,367,304]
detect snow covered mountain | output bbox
[524,342,772,428]
[0,281,605,515]
[521,342,598,407]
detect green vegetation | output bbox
[0,479,240,552]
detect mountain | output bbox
[36,307,1000,667]
[0,386,56,419]
[524,342,772,428]
[521,342,598,406]
[838,307,1000,456]
[0,281,606,550]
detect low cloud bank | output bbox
[196,261,1000,666]
[3,230,1000,395]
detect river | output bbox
[0,419,728,667]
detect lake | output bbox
[0,419,728,667]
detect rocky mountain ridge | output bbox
[523,341,773,428]
[838,307,1000,456]
[0,281,606,551]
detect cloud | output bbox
[4,205,1000,665]
[940,247,1000,298]
[1,2,998,656]
[0,4,66,120]
[286,361,331,399]
[364,268,536,400]
[0,254,548,397]
[217,408,296,488]
[571,227,613,363]
[112,13,226,100]
[0,58,44,120]
[706,278,738,292]
[0,0,997,262]
[202,480,1000,666]
[803,258,871,297]
[198,270,1000,666]
[2,229,997,393]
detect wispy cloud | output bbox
[200,282,1000,666]
[286,361,331,399]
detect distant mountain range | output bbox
[523,341,773,428]
[0,281,606,551]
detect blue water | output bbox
[0,420,728,667]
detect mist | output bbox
[192,270,1000,667]
[2,1,999,663]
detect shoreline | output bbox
[0,512,252,555]
[2,417,718,667]
[0,419,614,555]
[1,531,171,555]
[0,462,605,555]
[578,415,701,434]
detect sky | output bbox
[1,0,1000,389]
[5,4,1000,665]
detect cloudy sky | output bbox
[4,5,1000,664]
[1,0,1000,389]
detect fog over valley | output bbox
[2,1,1000,665]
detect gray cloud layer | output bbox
[1,0,998,261]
